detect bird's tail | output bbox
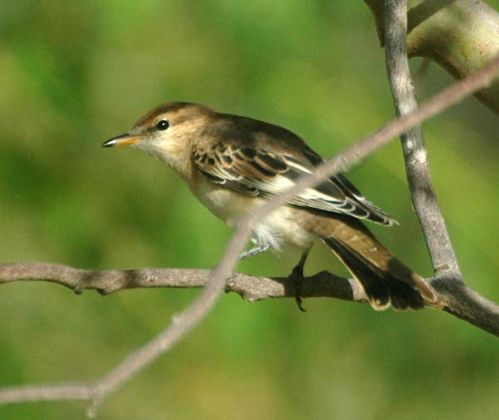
[304,214,441,310]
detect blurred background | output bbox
[1,1,498,419]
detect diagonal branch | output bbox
[0,58,498,414]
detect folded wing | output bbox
[191,139,397,226]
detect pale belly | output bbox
[191,181,315,252]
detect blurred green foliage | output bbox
[1,1,498,419]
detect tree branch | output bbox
[0,262,365,302]
[1,263,498,335]
[432,275,499,334]
[384,0,461,277]
[0,58,498,414]
[383,0,499,337]
[366,0,499,113]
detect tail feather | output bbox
[304,214,440,311]
[323,237,424,310]
[323,237,392,310]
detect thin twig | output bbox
[0,59,498,413]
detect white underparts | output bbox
[250,207,316,253]
[191,178,315,253]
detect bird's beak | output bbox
[102,133,142,148]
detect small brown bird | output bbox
[103,102,440,311]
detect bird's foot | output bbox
[238,243,270,261]
[288,263,307,312]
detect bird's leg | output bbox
[238,241,270,261]
[288,249,310,312]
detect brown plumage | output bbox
[103,102,441,310]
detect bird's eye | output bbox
[156,120,170,131]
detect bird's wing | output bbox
[191,137,397,226]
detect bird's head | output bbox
[102,102,214,171]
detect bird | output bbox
[102,101,441,311]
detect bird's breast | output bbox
[190,176,315,251]
[190,177,259,223]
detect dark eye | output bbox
[156,120,170,131]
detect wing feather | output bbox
[191,137,397,226]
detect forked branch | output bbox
[383,0,498,336]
